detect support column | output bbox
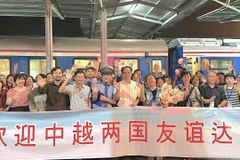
[100,8,108,67]
[44,0,53,73]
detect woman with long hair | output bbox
[6,74,15,89]
[190,75,200,88]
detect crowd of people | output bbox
[0,60,239,160]
[0,61,239,112]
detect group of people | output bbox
[0,61,239,112]
[0,61,239,160]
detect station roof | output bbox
[160,0,240,39]
[0,0,239,39]
[197,0,240,23]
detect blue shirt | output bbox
[84,79,97,87]
[92,82,116,109]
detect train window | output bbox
[29,59,56,78]
[113,59,139,73]
[0,59,10,75]
[152,60,162,72]
[210,59,233,74]
[74,59,98,70]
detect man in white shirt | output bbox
[116,66,145,107]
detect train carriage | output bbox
[0,37,168,79]
[169,38,240,79]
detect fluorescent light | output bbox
[162,13,177,26]
[131,15,163,24]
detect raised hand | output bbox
[228,65,234,73]
[181,63,187,68]
[130,98,137,107]
[71,65,78,73]
[14,63,18,72]
[136,82,144,90]
[65,71,73,81]
[114,59,120,68]
[4,107,10,112]
[12,83,16,88]
[91,85,99,94]
[162,68,166,76]
[98,57,102,63]
[201,78,207,84]
[113,80,120,90]
[154,64,160,73]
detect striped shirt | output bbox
[224,85,240,108]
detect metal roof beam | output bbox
[198,0,240,21]
[144,0,162,18]
[59,6,91,11]
[145,0,209,39]
[51,0,65,20]
[96,14,128,23]
[96,14,162,24]
[103,0,136,10]
[65,11,90,15]
[109,23,152,32]
[102,0,178,13]
[0,13,44,17]
[58,1,91,5]
[95,27,119,34]
[138,0,178,13]
[0,2,43,8]
[130,15,163,24]
[221,14,240,23]
[143,13,177,39]
[212,0,240,14]
[0,9,44,13]
[91,2,100,38]
[64,14,90,18]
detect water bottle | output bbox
[209,96,215,108]
[209,101,214,108]
[227,101,232,108]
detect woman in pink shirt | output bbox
[6,73,31,112]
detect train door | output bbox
[169,47,183,80]
[148,57,167,77]
[186,56,201,75]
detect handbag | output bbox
[177,86,195,107]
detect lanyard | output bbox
[226,86,234,100]
[208,87,216,97]
[152,86,159,101]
